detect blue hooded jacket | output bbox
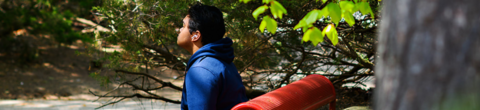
[181,37,248,110]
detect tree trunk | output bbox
[375,0,480,110]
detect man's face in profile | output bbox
[177,16,192,50]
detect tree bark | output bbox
[375,0,480,110]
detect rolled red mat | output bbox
[231,74,336,110]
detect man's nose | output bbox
[175,28,181,34]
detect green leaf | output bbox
[340,1,355,13]
[276,42,282,46]
[258,16,278,34]
[302,24,313,33]
[262,0,273,4]
[253,5,269,20]
[357,2,374,19]
[294,19,306,30]
[357,2,369,14]
[306,10,319,24]
[303,27,323,46]
[259,18,267,32]
[272,1,287,14]
[302,25,309,33]
[303,28,312,42]
[296,9,319,31]
[343,11,355,27]
[271,1,287,19]
[327,3,341,26]
[317,9,328,20]
[265,16,278,34]
[323,24,334,35]
[270,4,279,19]
[322,24,339,45]
[310,27,323,45]
[322,0,327,3]
[240,0,252,3]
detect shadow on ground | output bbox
[0,44,112,99]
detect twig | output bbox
[115,70,183,91]
[125,82,181,103]
[90,76,142,102]
[95,97,127,109]
[92,93,181,109]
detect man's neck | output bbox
[190,44,203,55]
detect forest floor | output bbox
[0,37,184,101]
[0,40,105,100]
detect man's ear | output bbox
[192,30,201,42]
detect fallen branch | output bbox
[125,82,181,103]
[95,97,127,109]
[75,17,111,33]
[90,76,143,102]
[115,70,183,91]
[89,89,181,109]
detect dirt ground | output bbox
[0,42,108,99]
[0,37,185,101]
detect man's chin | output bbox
[177,42,188,50]
[176,41,183,46]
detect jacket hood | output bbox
[186,37,235,70]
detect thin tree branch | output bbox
[143,44,186,70]
[95,97,127,109]
[125,82,181,103]
[115,70,183,91]
[340,34,374,69]
[275,47,308,89]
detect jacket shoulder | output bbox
[191,57,227,74]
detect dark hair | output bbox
[188,3,225,45]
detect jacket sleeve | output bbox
[185,67,219,110]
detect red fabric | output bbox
[231,74,336,110]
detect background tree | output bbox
[0,0,97,63]
[89,0,380,109]
[375,0,480,109]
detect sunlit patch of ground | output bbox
[0,99,181,110]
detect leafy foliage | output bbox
[0,0,96,63]
[0,0,95,44]
[243,0,375,46]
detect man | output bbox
[177,3,248,110]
